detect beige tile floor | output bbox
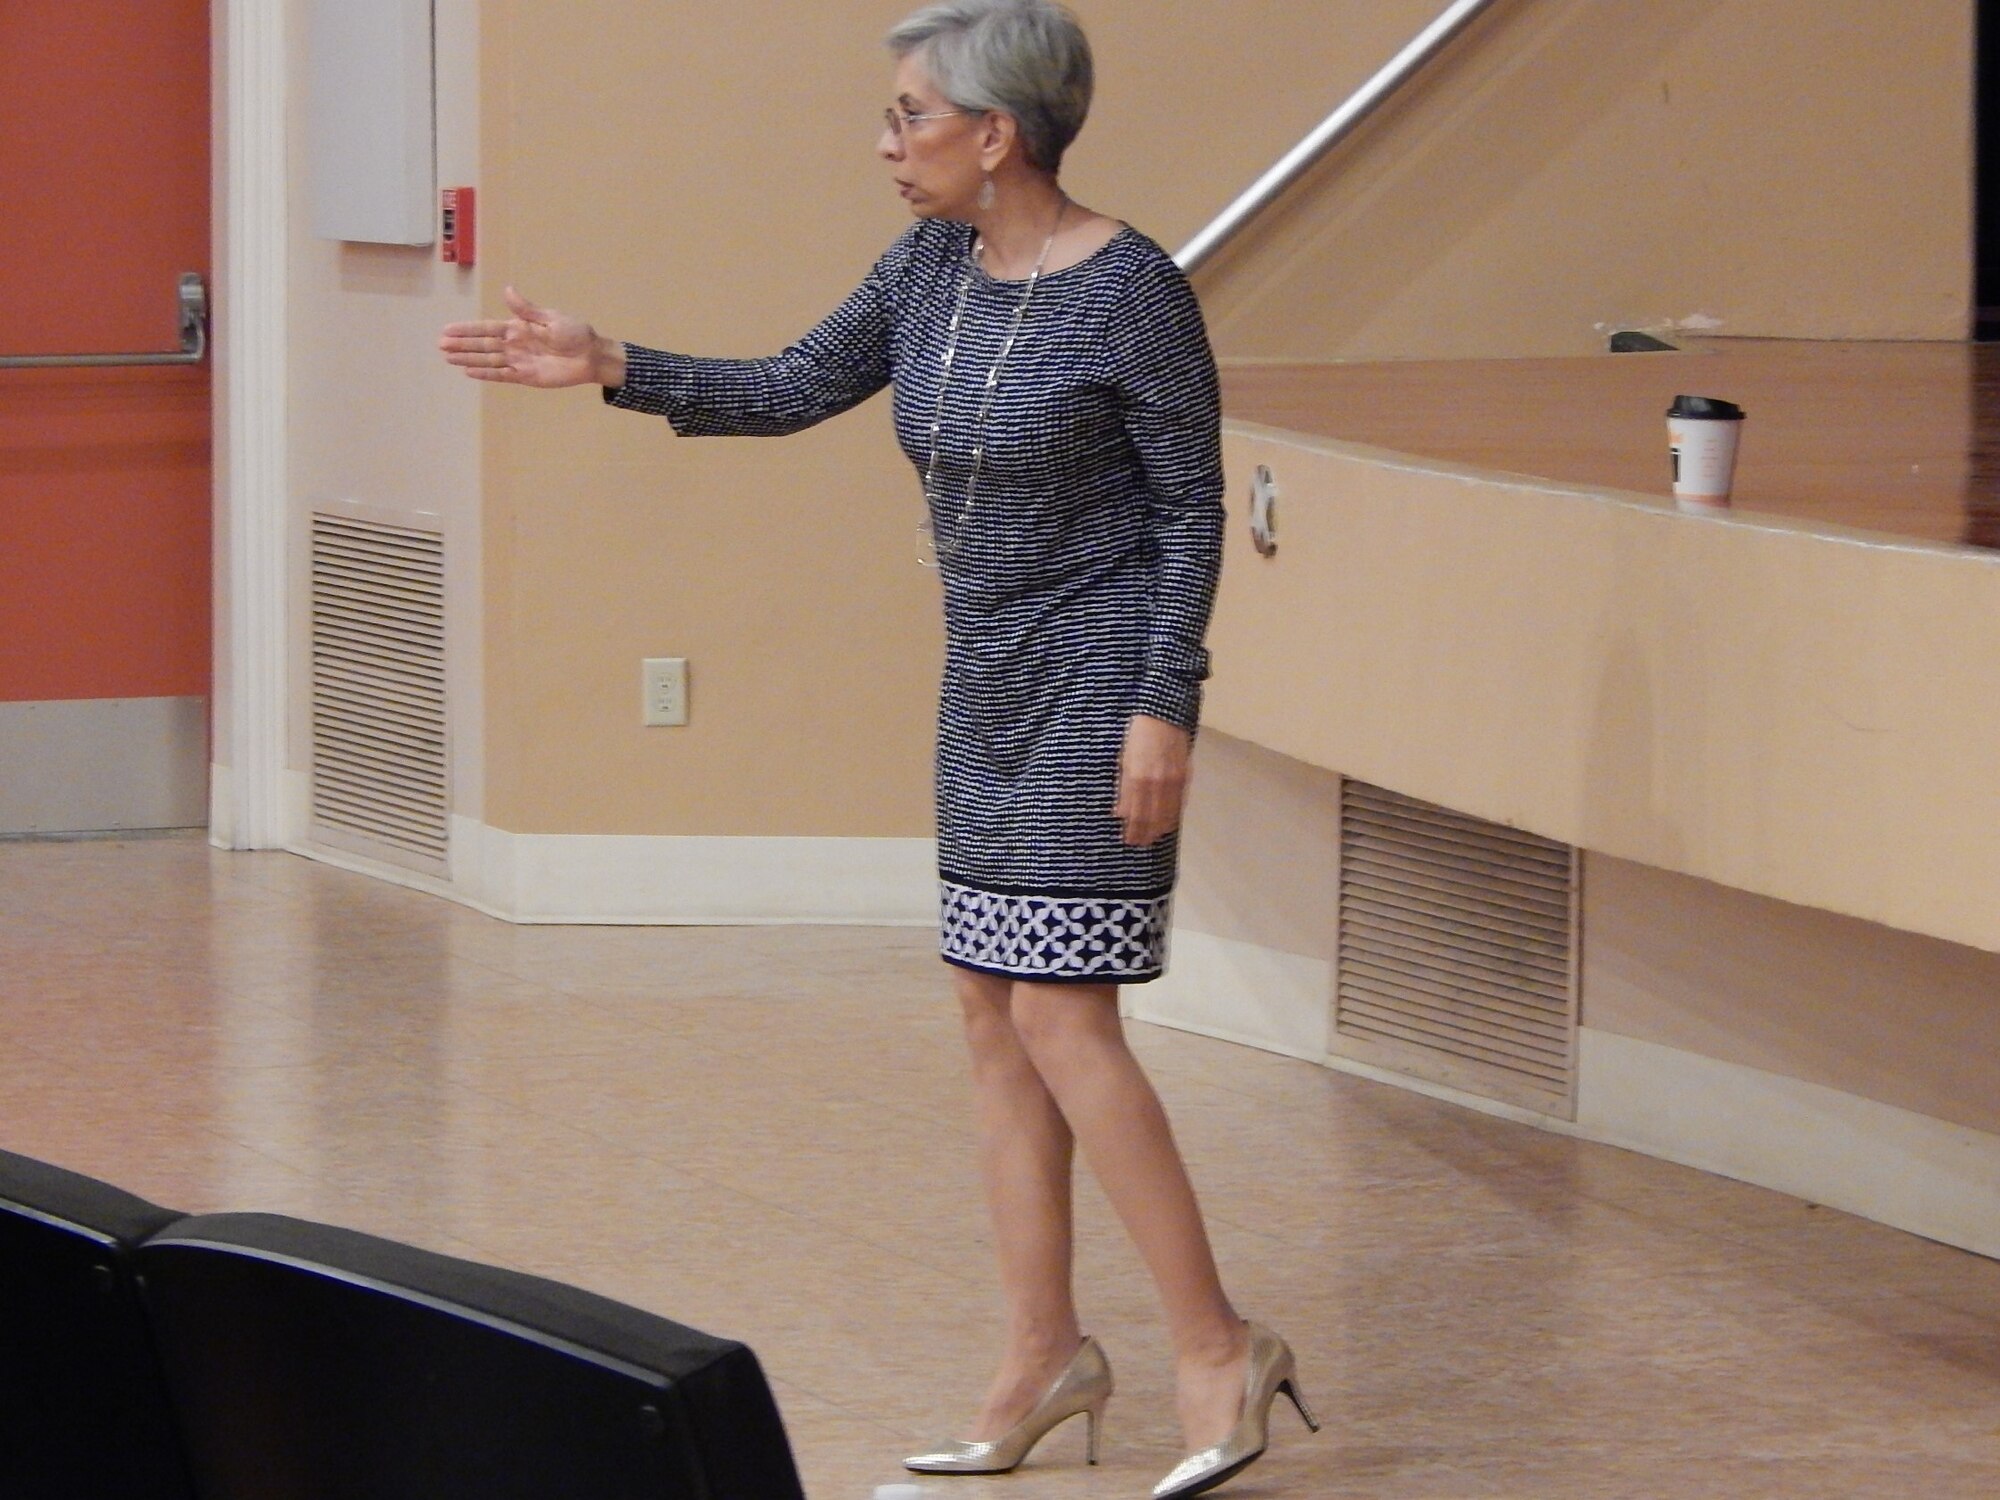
[4,832,1999,1498]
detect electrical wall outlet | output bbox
[641,657,688,726]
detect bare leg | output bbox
[952,967,1086,1439]
[1009,981,1251,1452]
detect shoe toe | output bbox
[1152,1443,1263,1500]
[905,1441,1007,1474]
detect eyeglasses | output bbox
[882,105,976,137]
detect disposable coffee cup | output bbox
[1667,394,1745,508]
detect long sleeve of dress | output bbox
[1110,255,1226,731]
[604,229,917,437]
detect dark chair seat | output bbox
[135,1212,806,1500]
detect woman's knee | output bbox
[953,968,1020,1050]
[1009,982,1122,1072]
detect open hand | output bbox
[1114,714,1193,847]
[437,285,624,388]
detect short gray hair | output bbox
[886,0,1094,174]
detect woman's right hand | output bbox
[438,285,627,389]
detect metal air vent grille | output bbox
[308,512,447,872]
[1335,780,1578,1117]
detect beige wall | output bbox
[1173,733,2000,1137]
[1201,0,1976,361]
[471,0,1976,841]
[1175,731,1342,972]
[278,0,1987,944]
[1156,0,1996,1166]
[1584,856,2000,1138]
[477,1,1446,837]
[285,0,486,817]
[1207,425,2000,957]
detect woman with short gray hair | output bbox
[884,0,1094,173]
[440,3,1313,1494]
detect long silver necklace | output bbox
[918,200,1067,567]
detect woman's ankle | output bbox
[1172,1314,1249,1370]
[1003,1322,1085,1369]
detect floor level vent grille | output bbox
[1334,780,1578,1117]
[308,512,447,873]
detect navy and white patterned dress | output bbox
[607,218,1224,984]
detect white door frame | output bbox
[209,0,291,849]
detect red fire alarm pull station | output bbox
[441,187,475,265]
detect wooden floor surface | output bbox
[4,833,1999,1497]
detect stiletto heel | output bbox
[905,1336,1115,1475]
[1278,1376,1319,1432]
[1151,1322,1321,1500]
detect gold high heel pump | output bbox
[1152,1322,1320,1500]
[904,1335,1114,1475]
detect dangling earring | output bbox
[977,172,996,211]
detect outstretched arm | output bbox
[441,227,929,437]
[439,286,627,389]
[604,239,908,438]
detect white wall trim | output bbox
[1141,924,2000,1259]
[1577,1028,2000,1260]
[210,0,292,850]
[1316,1049,1589,1131]
[286,810,938,927]
[451,820,937,924]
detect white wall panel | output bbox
[307,0,433,244]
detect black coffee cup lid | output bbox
[1668,394,1745,420]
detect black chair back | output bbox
[0,1148,195,1500]
[136,1212,806,1500]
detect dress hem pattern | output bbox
[938,879,1171,984]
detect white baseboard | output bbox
[1315,1050,1588,1129]
[1128,928,1331,1061]
[1139,926,2000,1259]
[1577,1028,2000,1259]
[449,817,937,925]
[208,761,236,849]
[211,761,310,851]
[285,806,937,927]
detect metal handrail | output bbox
[0,272,208,369]
[1175,0,1505,274]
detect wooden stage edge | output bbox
[1219,340,2000,552]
